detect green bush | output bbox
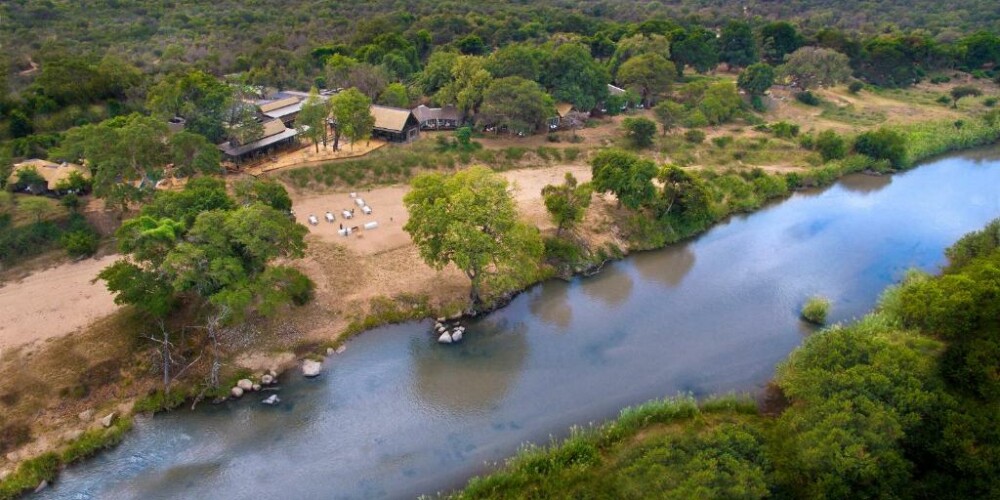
[930,75,951,84]
[853,128,906,168]
[684,130,706,144]
[984,97,998,108]
[711,136,733,148]
[795,91,821,106]
[683,109,709,128]
[815,130,847,162]
[801,295,831,324]
[770,121,800,138]
[60,229,100,258]
[848,81,864,93]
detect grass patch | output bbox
[801,295,831,324]
[819,101,887,126]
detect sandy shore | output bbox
[0,255,119,352]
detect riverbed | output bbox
[38,148,1000,499]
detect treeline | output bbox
[457,217,1000,499]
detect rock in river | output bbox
[237,379,253,391]
[437,332,453,344]
[231,387,244,398]
[262,394,281,405]
[302,359,322,377]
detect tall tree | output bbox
[147,70,232,142]
[542,172,593,236]
[653,100,685,135]
[590,148,658,210]
[617,53,676,106]
[377,82,411,108]
[436,55,493,117]
[403,166,543,307]
[760,21,805,64]
[478,76,554,135]
[719,21,759,68]
[298,87,331,152]
[780,47,851,89]
[542,43,610,112]
[329,88,374,150]
[671,27,719,76]
[737,63,776,96]
[622,117,657,148]
[609,33,672,76]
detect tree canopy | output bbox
[403,166,542,307]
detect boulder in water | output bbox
[261,374,274,385]
[302,359,322,377]
[262,394,281,405]
[237,378,253,391]
[335,345,346,354]
[252,384,261,392]
[437,332,453,344]
[231,387,244,398]
[451,329,463,342]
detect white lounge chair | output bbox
[325,212,335,223]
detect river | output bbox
[38,148,1000,499]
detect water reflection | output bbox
[528,281,572,330]
[411,318,528,414]
[632,243,696,287]
[839,173,892,194]
[579,263,633,307]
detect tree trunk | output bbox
[333,130,341,151]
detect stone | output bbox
[78,409,94,422]
[268,369,278,377]
[252,384,261,392]
[262,394,281,405]
[434,322,444,330]
[302,359,322,377]
[451,330,463,342]
[335,345,346,354]
[436,317,446,323]
[437,332,453,344]
[231,387,244,398]
[261,374,274,385]
[100,412,116,428]
[326,347,335,356]
[237,379,253,391]
[34,480,48,493]
[448,311,464,320]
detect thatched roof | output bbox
[555,102,574,118]
[262,118,288,138]
[259,96,301,114]
[371,105,416,132]
[8,159,89,190]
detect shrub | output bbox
[711,136,733,148]
[563,147,581,162]
[798,133,815,150]
[853,128,906,168]
[61,229,100,258]
[984,97,998,108]
[770,121,800,138]
[683,109,709,128]
[795,91,821,106]
[801,295,831,324]
[684,130,706,143]
[936,94,952,104]
[547,133,561,143]
[815,130,847,162]
[930,75,951,84]
[848,81,864,93]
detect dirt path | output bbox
[0,255,119,353]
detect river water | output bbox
[38,148,1000,499]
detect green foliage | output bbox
[684,129,706,143]
[737,63,775,97]
[698,82,742,125]
[719,21,759,68]
[479,76,554,135]
[99,180,310,321]
[795,91,821,106]
[671,26,719,75]
[652,100,685,135]
[541,173,593,236]
[297,87,332,153]
[800,295,831,324]
[0,452,60,500]
[769,121,799,138]
[617,53,676,105]
[61,229,100,258]
[815,130,847,161]
[403,166,543,306]
[853,128,907,168]
[760,21,804,64]
[621,117,657,148]
[330,88,375,148]
[377,82,411,108]
[950,85,983,107]
[780,47,851,89]
[590,149,658,210]
[542,43,610,112]
[848,81,865,94]
[233,178,293,212]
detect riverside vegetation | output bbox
[456,218,1000,499]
